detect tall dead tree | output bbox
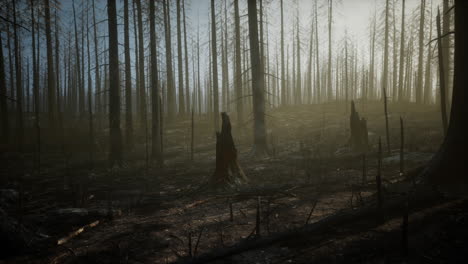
[124,0,133,148]
[436,8,448,135]
[149,0,162,164]
[136,0,147,127]
[92,0,101,120]
[382,0,391,154]
[248,0,268,156]
[424,0,467,188]
[280,0,286,105]
[107,0,123,166]
[397,0,406,102]
[234,0,243,123]
[13,0,23,149]
[183,0,190,113]
[416,0,426,103]
[314,1,321,103]
[211,0,220,129]
[327,0,333,101]
[176,0,185,116]
[72,0,83,116]
[442,0,451,107]
[86,3,94,167]
[0,27,8,143]
[163,0,176,120]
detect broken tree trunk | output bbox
[211,112,247,186]
[349,101,369,153]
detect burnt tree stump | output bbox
[349,101,369,153]
[211,113,247,186]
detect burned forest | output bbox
[1,0,468,263]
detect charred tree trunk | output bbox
[248,0,268,156]
[416,0,426,104]
[327,0,333,101]
[280,0,286,106]
[211,113,247,186]
[436,8,448,136]
[163,0,176,120]
[107,0,123,167]
[211,0,220,129]
[424,0,468,189]
[124,0,133,148]
[349,101,368,153]
[136,0,147,127]
[183,0,190,113]
[149,0,162,164]
[92,0,101,123]
[382,0,391,154]
[0,27,8,143]
[72,0,83,117]
[13,0,23,150]
[234,0,243,123]
[398,0,406,102]
[176,0,185,116]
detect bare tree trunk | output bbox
[107,0,123,167]
[398,0,406,102]
[149,0,162,164]
[296,15,301,105]
[135,0,147,127]
[248,0,268,156]
[211,0,220,129]
[13,0,23,150]
[314,2,321,103]
[123,0,133,149]
[163,0,176,120]
[424,0,468,188]
[327,0,333,101]
[234,0,244,123]
[392,2,398,102]
[93,0,101,123]
[416,0,426,104]
[0,25,8,143]
[72,0,83,117]
[86,3,94,168]
[442,0,451,111]
[280,0,286,106]
[183,0,190,113]
[382,0,391,154]
[177,0,186,116]
[424,4,434,105]
[436,8,448,135]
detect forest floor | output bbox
[2,100,467,264]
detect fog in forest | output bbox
[1,0,467,263]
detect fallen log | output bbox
[175,184,444,264]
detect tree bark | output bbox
[382,0,391,154]
[177,0,186,116]
[135,0,147,127]
[436,8,448,136]
[124,0,133,148]
[211,0,220,129]
[13,0,23,150]
[183,0,190,113]
[107,0,123,167]
[248,0,268,156]
[416,0,426,104]
[424,0,468,189]
[0,25,8,143]
[398,0,406,102]
[234,0,243,123]
[163,0,176,120]
[149,0,162,164]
